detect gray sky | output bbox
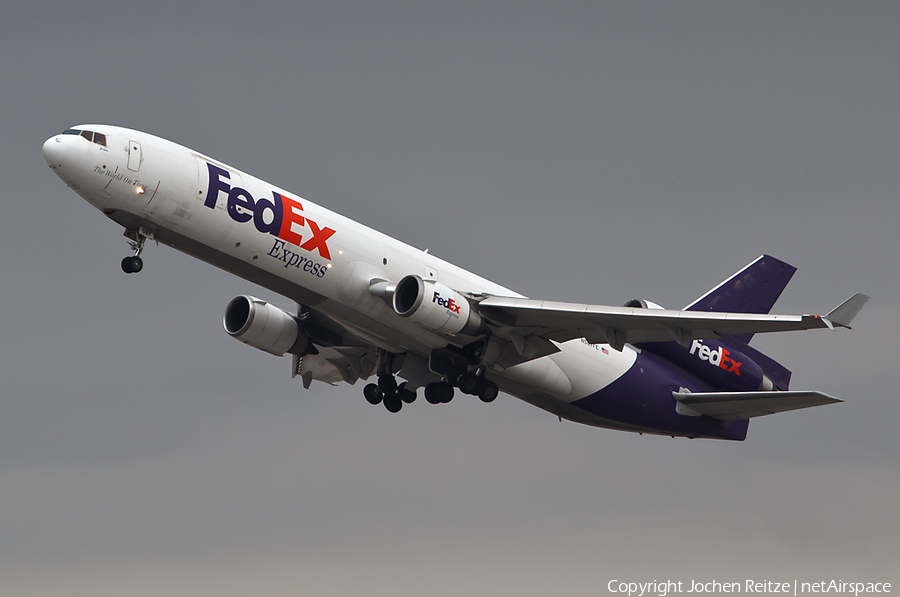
[2,2,898,594]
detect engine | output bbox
[624,298,665,310]
[625,299,776,392]
[223,295,312,356]
[392,274,483,335]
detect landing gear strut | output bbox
[121,229,147,274]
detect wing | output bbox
[673,390,842,421]
[477,293,869,352]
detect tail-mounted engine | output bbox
[627,298,778,392]
[392,274,483,336]
[624,298,665,310]
[223,295,313,356]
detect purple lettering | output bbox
[254,191,283,235]
[227,187,255,223]
[205,163,231,208]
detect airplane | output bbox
[42,125,868,441]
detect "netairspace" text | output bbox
[607,580,891,597]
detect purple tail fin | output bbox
[685,254,797,343]
[683,254,796,389]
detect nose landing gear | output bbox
[121,229,147,274]
[121,255,143,273]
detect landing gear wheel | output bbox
[121,255,143,274]
[425,383,442,404]
[383,393,402,413]
[458,372,480,395]
[378,374,398,394]
[363,383,383,405]
[426,381,454,404]
[478,381,499,403]
[397,382,417,404]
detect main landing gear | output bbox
[454,368,499,403]
[362,351,418,413]
[424,380,454,404]
[121,229,147,274]
[362,352,499,413]
[363,375,417,413]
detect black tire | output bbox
[478,381,499,403]
[363,383,383,405]
[130,256,143,273]
[121,256,135,273]
[383,393,402,413]
[439,382,454,403]
[378,374,398,394]
[458,372,480,395]
[397,383,417,404]
[424,382,442,404]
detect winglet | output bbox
[822,293,870,329]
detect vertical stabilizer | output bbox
[685,254,796,343]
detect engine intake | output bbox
[393,274,483,335]
[223,295,312,356]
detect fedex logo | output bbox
[433,292,462,314]
[689,339,742,376]
[204,163,335,259]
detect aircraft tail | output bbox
[720,334,792,390]
[684,254,797,343]
[642,255,797,391]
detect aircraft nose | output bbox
[43,135,67,168]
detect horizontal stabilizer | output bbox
[672,390,842,421]
[824,293,870,329]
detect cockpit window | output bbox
[62,128,106,147]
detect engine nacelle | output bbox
[626,299,778,392]
[223,295,311,356]
[393,274,483,335]
[624,298,665,310]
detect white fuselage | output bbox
[44,125,639,429]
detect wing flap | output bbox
[295,346,378,387]
[672,390,842,421]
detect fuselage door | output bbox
[127,140,142,171]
